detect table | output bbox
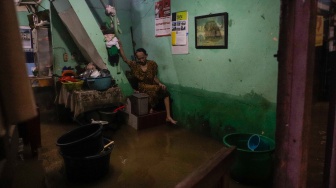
[58,85,123,117]
[29,77,53,87]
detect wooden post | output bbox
[274,0,317,187]
[324,52,336,188]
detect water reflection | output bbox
[102,124,223,187]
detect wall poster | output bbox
[20,26,33,50]
[155,0,171,37]
[171,11,188,54]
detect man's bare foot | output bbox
[166,117,177,125]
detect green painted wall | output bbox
[50,3,79,75]
[80,0,134,94]
[15,1,78,75]
[17,0,280,141]
[51,0,133,95]
[16,10,29,26]
[16,0,133,96]
[128,0,280,140]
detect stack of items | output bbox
[126,93,166,130]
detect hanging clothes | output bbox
[103,29,120,67]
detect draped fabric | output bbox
[0,1,38,184]
[58,85,123,117]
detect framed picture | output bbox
[195,12,228,49]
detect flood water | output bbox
[99,124,225,187]
[13,102,328,188]
[39,123,233,188]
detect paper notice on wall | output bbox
[155,0,171,37]
[172,31,187,45]
[316,15,324,47]
[172,11,188,54]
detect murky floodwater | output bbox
[15,103,328,188]
[12,113,263,188]
[55,124,224,188]
[101,124,224,188]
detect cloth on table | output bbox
[57,84,123,117]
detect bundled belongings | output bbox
[79,63,115,91]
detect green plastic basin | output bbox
[223,133,275,185]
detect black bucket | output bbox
[99,106,121,130]
[61,138,114,182]
[98,103,125,130]
[56,124,103,157]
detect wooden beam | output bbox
[324,55,336,188]
[274,0,317,187]
[175,146,236,188]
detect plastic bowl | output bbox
[86,77,112,91]
[63,80,84,92]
